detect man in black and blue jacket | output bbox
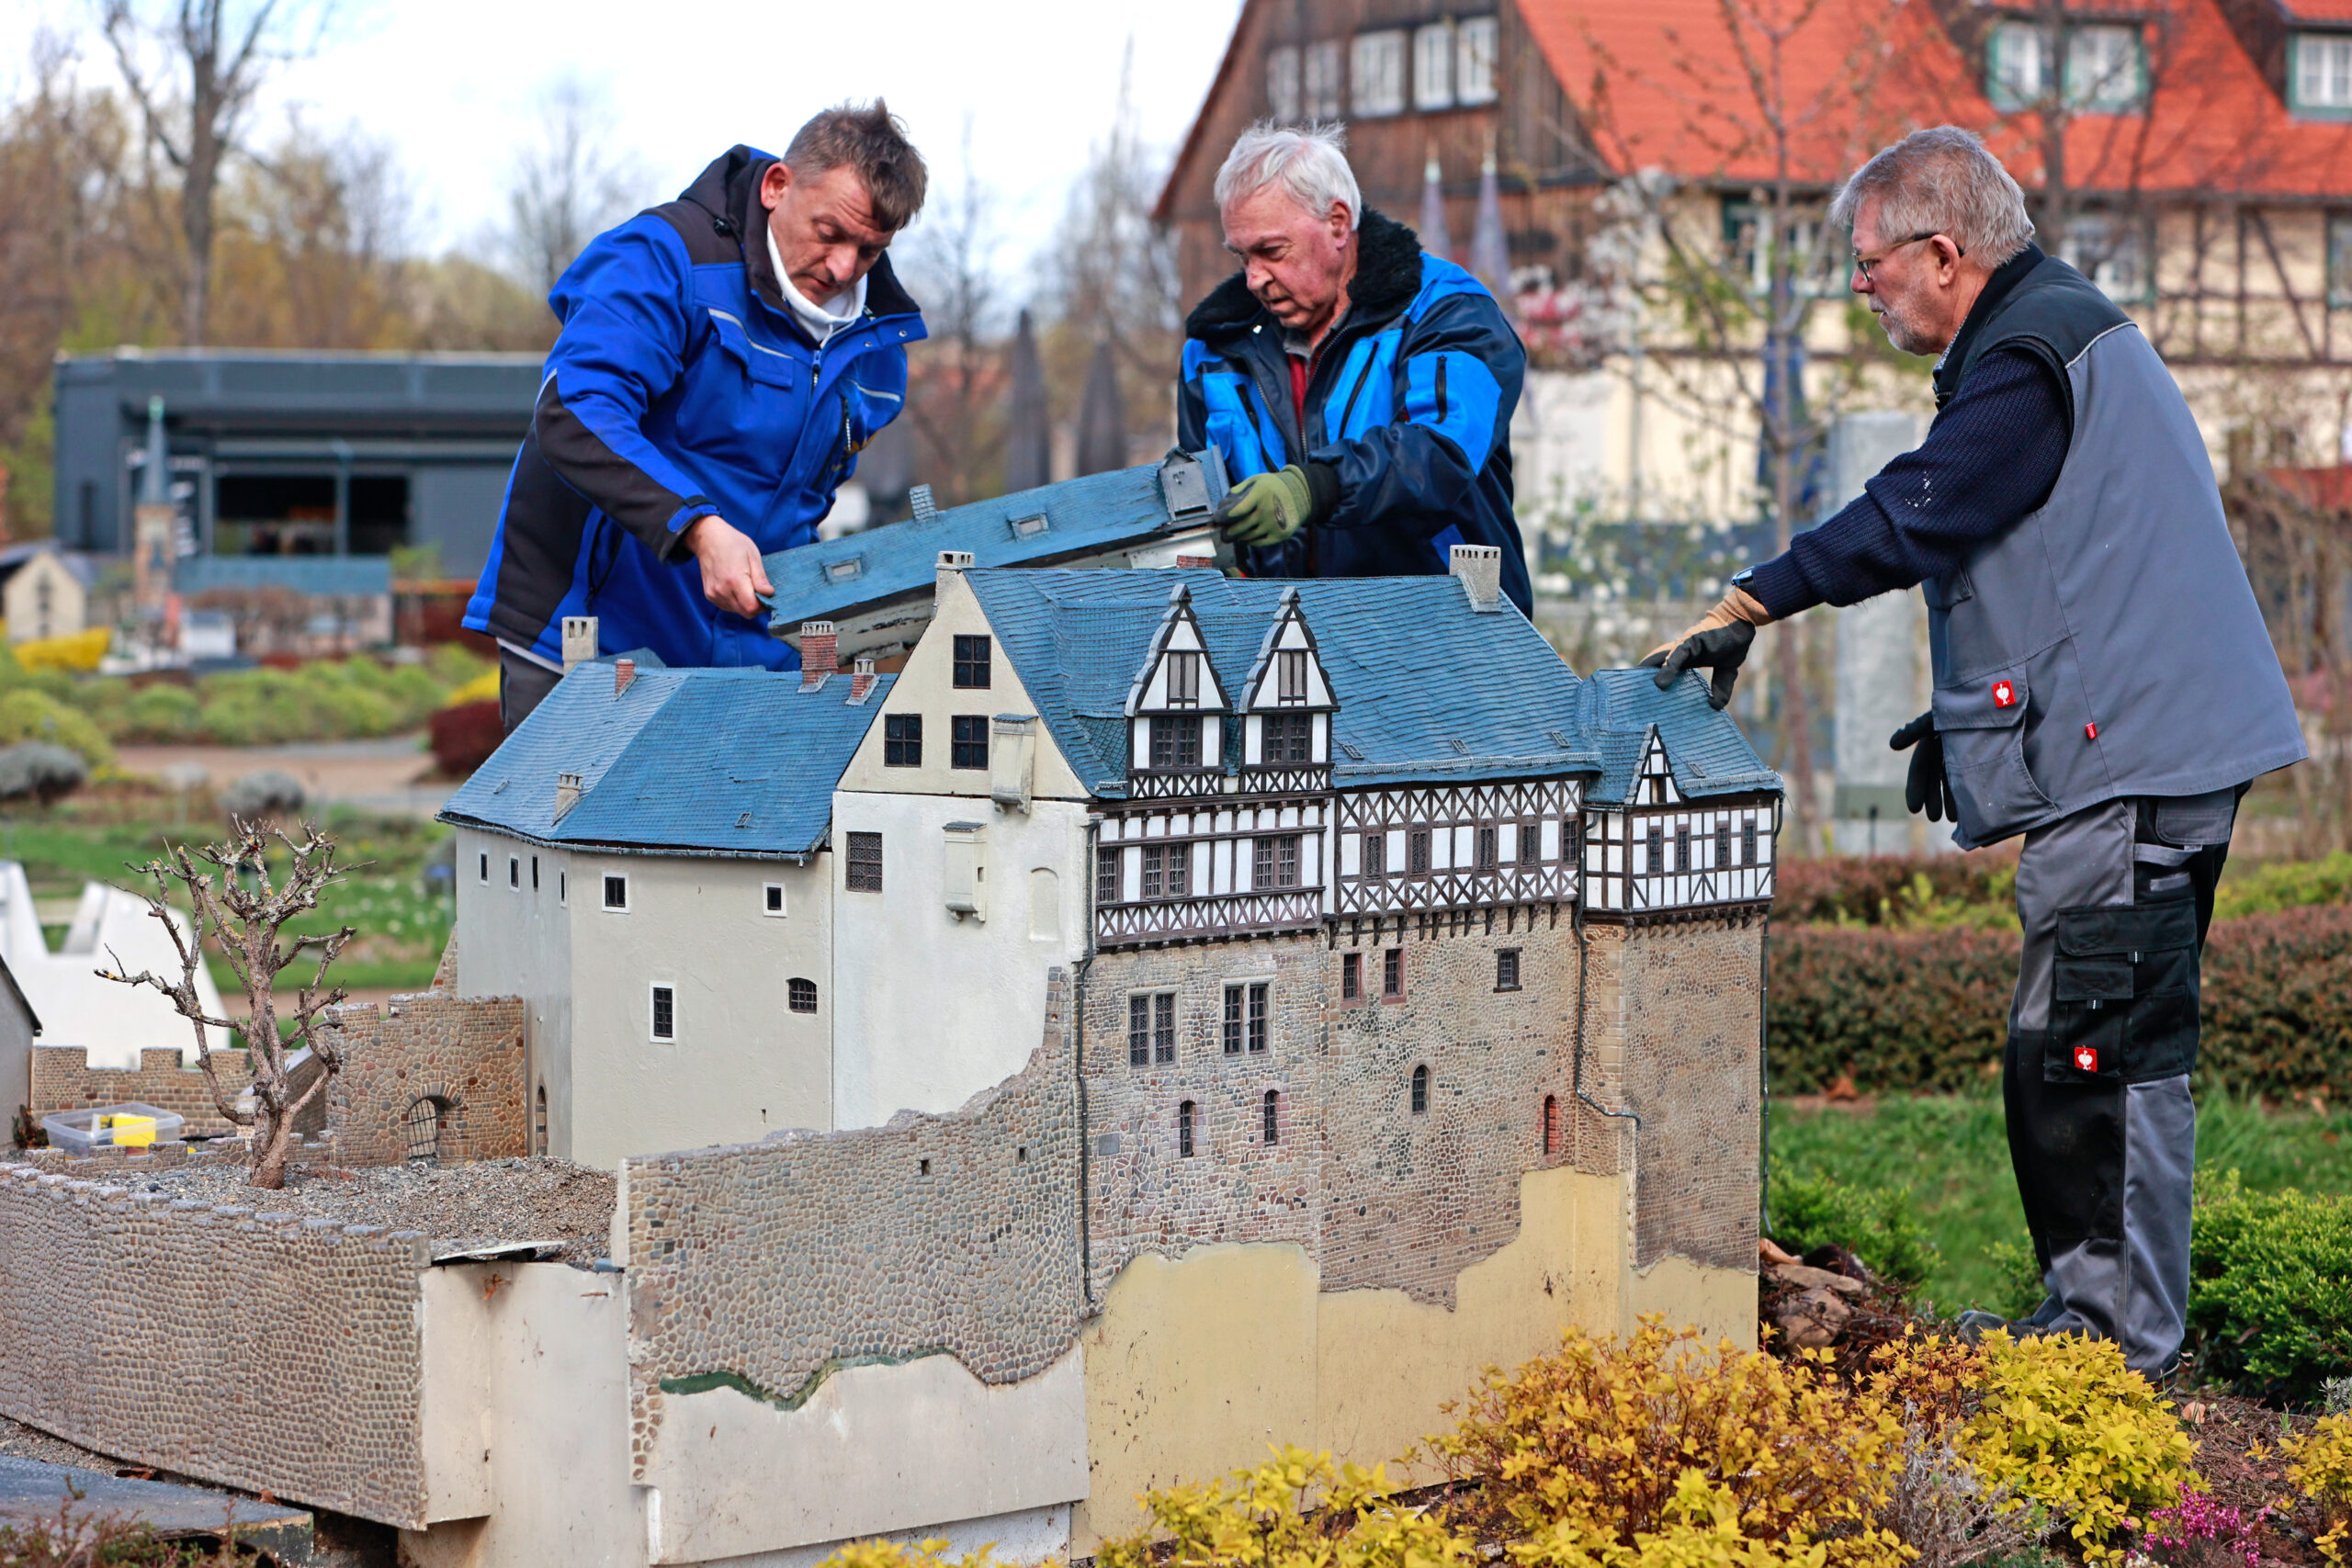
[1178,124,1532,613]
[467,104,927,729]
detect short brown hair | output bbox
[785,99,928,232]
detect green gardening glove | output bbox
[1213,465,1317,547]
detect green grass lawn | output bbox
[1768,1091,2352,1314]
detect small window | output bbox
[1154,992,1176,1065]
[765,883,786,915]
[1262,712,1312,764]
[1476,826,1498,870]
[1130,992,1175,1066]
[1408,829,1431,874]
[1383,947,1404,999]
[1179,1099,1197,1157]
[1303,38,1343,117]
[1165,650,1200,707]
[1675,825,1691,874]
[1248,982,1269,1053]
[1130,994,1153,1067]
[788,976,817,1013]
[1413,20,1453,109]
[531,855,539,890]
[884,713,922,766]
[1362,831,1386,878]
[1714,820,1732,870]
[951,715,989,770]
[847,831,884,892]
[1351,28,1406,116]
[403,1096,443,1163]
[1649,776,1668,805]
[2330,214,2352,307]
[1520,820,1540,864]
[1143,843,1165,899]
[533,1084,547,1153]
[1149,715,1203,769]
[953,635,991,689]
[479,852,490,885]
[603,874,628,910]
[1096,844,1122,906]
[1456,16,1498,104]
[1254,834,1302,889]
[1262,1089,1281,1145]
[1743,820,1759,866]
[1543,1094,1560,1157]
[1277,649,1307,704]
[559,870,567,904]
[509,856,520,888]
[1497,948,1521,991]
[2301,32,2352,111]
[1166,841,1190,897]
[2067,22,2143,110]
[1410,1064,1429,1115]
[651,985,675,1041]
[1341,951,1362,1000]
[1645,825,1665,876]
[1224,985,1244,1055]
[1266,43,1301,119]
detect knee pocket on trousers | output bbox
[2048,897,2199,1085]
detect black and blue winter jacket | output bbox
[465,145,925,670]
[1176,209,1531,614]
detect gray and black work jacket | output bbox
[1923,256,2305,849]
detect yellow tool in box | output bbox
[100,1113,157,1147]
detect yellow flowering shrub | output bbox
[1095,1445,1471,1568]
[1957,1331,2197,1562]
[819,1541,997,1568]
[1426,1317,1911,1568]
[2285,1411,2352,1562]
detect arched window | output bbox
[788,977,819,1013]
[533,1084,548,1154]
[1542,1094,1560,1158]
[1410,1064,1429,1114]
[403,1096,445,1163]
[1262,1089,1280,1145]
[1179,1100,1196,1157]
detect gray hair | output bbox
[1828,126,2034,267]
[1214,121,1362,230]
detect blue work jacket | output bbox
[1176,208,1532,613]
[466,145,925,669]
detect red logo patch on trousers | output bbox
[2074,1044,2100,1073]
[1992,680,2018,708]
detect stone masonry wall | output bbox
[321,993,527,1167]
[27,1046,253,1138]
[623,970,1082,1481]
[1584,917,1765,1271]
[0,1156,434,1528]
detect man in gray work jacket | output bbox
[1646,127,2305,1379]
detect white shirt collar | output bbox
[767,222,866,346]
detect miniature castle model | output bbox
[0,464,1781,1567]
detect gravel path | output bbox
[101,1156,617,1268]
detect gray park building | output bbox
[51,349,538,581]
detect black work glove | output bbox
[1889,711,1958,822]
[1639,621,1756,711]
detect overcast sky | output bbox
[6,0,1242,284]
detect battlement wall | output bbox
[321,992,527,1167]
[26,1045,253,1138]
[0,1157,435,1528]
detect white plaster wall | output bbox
[452,831,572,1156]
[828,790,1088,1129]
[566,852,833,1169]
[640,1348,1089,1567]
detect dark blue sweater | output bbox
[1744,344,2070,619]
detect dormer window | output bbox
[2297,32,2352,114]
[1166,651,1201,707]
[1263,713,1312,763]
[1987,20,2144,111]
[1277,649,1307,705]
[1150,716,1203,769]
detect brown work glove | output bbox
[1640,585,1773,711]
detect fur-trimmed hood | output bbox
[1184,207,1425,344]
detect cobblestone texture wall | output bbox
[321,994,527,1167]
[27,1046,252,1137]
[0,1156,433,1527]
[623,971,1082,1481]
[1082,905,1607,1307]
[1583,917,1765,1270]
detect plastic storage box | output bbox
[41,1103,186,1154]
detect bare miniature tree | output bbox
[98,818,355,1190]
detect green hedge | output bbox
[1766,904,2352,1100]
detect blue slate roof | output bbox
[965,570,1606,796]
[762,454,1227,634]
[175,555,392,597]
[1575,668,1783,806]
[437,663,891,858]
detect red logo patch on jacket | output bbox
[1992,680,2018,709]
[2074,1044,2099,1073]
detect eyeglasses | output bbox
[1851,232,1960,281]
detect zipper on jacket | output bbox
[1436,355,1449,421]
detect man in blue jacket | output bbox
[468,103,928,728]
[1178,124,1532,613]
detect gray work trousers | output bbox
[499,649,562,735]
[2002,786,2238,1376]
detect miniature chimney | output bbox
[561,615,599,671]
[1174,554,1216,570]
[1451,544,1504,612]
[850,657,878,704]
[799,621,838,690]
[553,772,583,822]
[910,483,939,522]
[936,549,974,594]
[614,658,636,696]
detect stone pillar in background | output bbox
[132,395,175,618]
[1824,412,1925,856]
